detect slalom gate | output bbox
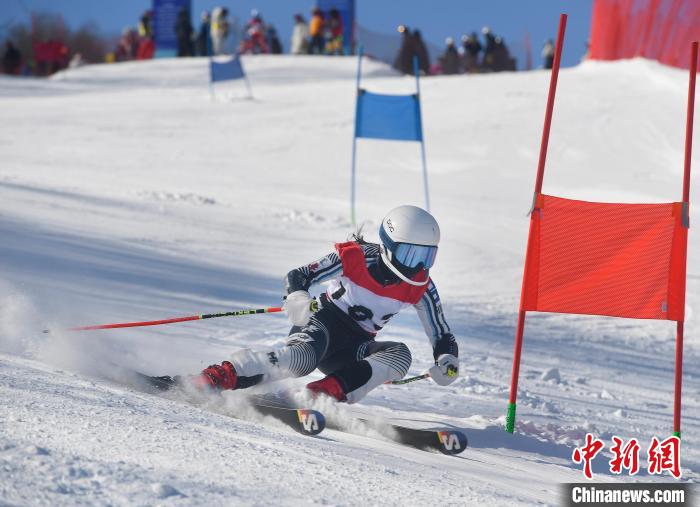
[350,48,430,224]
[506,14,698,438]
[209,55,253,99]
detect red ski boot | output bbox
[306,375,347,402]
[192,361,238,390]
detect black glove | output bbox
[429,334,459,386]
[432,333,458,361]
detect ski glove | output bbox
[284,290,316,327]
[429,354,459,386]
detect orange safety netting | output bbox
[521,194,688,321]
[589,0,700,70]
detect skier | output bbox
[189,206,459,403]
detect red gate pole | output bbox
[534,13,567,195]
[673,40,697,438]
[506,13,567,434]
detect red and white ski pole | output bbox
[43,306,284,334]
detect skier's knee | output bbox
[366,341,412,378]
[339,342,413,404]
[285,333,320,376]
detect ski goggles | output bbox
[379,225,438,269]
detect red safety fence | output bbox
[589,0,700,69]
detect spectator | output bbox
[267,25,283,54]
[412,29,430,75]
[461,32,481,73]
[439,37,460,75]
[325,8,343,55]
[138,10,153,39]
[481,26,497,71]
[241,10,268,54]
[492,36,516,71]
[175,8,194,57]
[115,27,139,61]
[196,11,212,56]
[290,14,308,55]
[211,7,230,55]
[137,10,155,59]
[2,41,21,75]
[542,39,555,69]
[308,8,325,54]
[393,25,414,75]
[68,52,85,68]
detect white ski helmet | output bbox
[379,205,440,286]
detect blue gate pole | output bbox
[241,55,254,100]
[209,56,215,99]
[351,46,364,225]
[414,56,430,212]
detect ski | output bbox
[382,424,467,455]
[326,416,467,455]
[124,370,326,437]
[246,391,467,455]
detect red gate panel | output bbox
[521,194,688,321]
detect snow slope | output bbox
[1,55,699,505]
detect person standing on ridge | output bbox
[440,37,460,75]
[481,26,497,71]
[412,29,430,75]
[2,41,21,75]
[393,25,414,75]
[307,8,325,55]
[175,8,194,57]
[186,206,459,403]
[210,7,230,55]
[542,39,555,69]
[461,32,481,73]
[325,8,344,55]
[196,11,212,56]
[290,14,309,55]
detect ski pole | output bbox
[43,306,284,334]
[386,373,431,385]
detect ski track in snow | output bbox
[1,55,698,505]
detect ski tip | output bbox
[295,409,326,436]
[436,430,468,455]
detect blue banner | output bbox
[355,91,422,142]
[153,0,191,53]
[210,57,246,83]
[316,0,355,55]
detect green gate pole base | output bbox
[505,402,516,433]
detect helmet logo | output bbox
[386,219,395,232]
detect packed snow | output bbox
[1,54,698,505]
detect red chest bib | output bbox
[335,242,428,304]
